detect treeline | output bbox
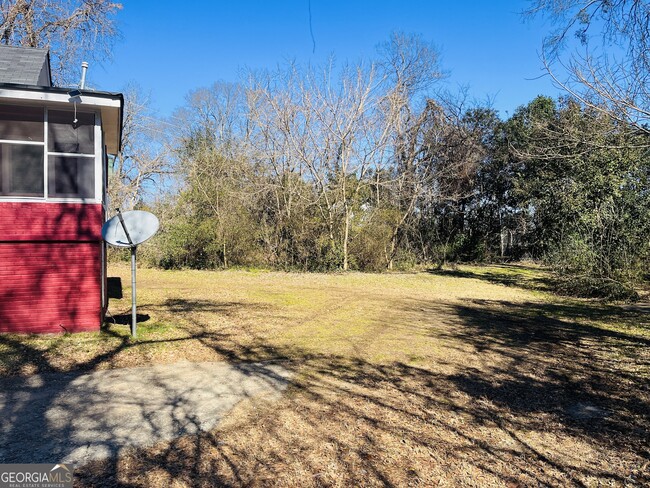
[120,34,650,300]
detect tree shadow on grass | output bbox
[74,297,650,487]
[73,354,650,486]
[0,298,282,487]
[410,298,650,452]
[427,263,557,293]
[161,298,258,315]
[1,294,649,486]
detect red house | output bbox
[0,46,123,334]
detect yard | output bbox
[1,264,649,486]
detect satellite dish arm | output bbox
[115,208,134,247]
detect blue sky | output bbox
[93,1,560,119]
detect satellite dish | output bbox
[102,210,159,248]
[101,209,159,338]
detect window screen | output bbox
[48,110,95,153]
[48,155,95,198]
[0,104,44,142]
[0,143,44,196]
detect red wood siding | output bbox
[0,202,102,241]
[0,202,104,334]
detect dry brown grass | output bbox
[1,263,649,486]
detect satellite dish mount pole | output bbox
[102,209,158,338]
[116,208,137,338]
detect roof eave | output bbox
[0,82,124,154]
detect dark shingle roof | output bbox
[0,45,51,87]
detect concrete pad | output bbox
[0,361,292,465]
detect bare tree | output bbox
[377,32,445,96]
[157,33,475,272]
[376,33,446,268]
[0,0,122,84]
[246,60,391,270]
[245,34,448,270]
[109,84,171,210]
[299,61,387,270]
[243,66,315,265]
[176,81,249,157]
[528,0,650,133]
[174,82,258,267]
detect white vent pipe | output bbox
[79,61,88,89]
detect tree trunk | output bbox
[343,204,350,271]
[223,240,228,268]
